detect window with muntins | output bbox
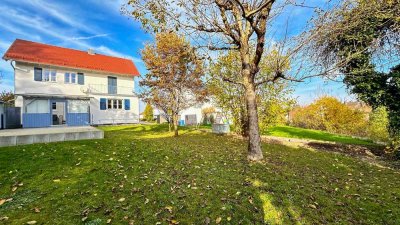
[107,99,123,110]
[34,69,56,82]
[64,72,78,84]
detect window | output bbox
[106,99,123,110]
[35,69,56,82]
[64,72,78,84]
[71,73,76,83]
[108,76,117,94]
[68,100,89,113]
[25,100,49,113]
[118,100,122,109]
[34,68,42,81]
[52,102,57,110]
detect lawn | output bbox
[0,124,399,224]
[264,125,376,146]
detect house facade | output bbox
[2,39,140,128]
[154,102,224,125]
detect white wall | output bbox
[90,95,139,125]
[14,62,135,96]
[154,102,218,124]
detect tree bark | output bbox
[240,107,249,137]
[240,38,263,161]
[173,113,179,137]
[244,81,263,161]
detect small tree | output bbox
[143,103,154,122]
[140,32,207,136]
[0,91,15,106]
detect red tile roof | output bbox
[3,39,139,77]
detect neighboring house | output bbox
[2,39,140,128]
[154,102,223,125]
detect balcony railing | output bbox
[87,84,135,95]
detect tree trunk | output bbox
[173,114,179,137]
[245,82,263,161]
[240,107,249,137]
[240,39,263,161]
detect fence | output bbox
[1,106,22,129]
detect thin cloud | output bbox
[70,34,110,41]
[4,0,97,34]
[95,45,142,63]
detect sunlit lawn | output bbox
[0,124,399,224]
[265,125,376,146]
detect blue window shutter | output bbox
[78,73,84,85]
[34,67,42,81]
[124,99,130,110]
[100,98,107,110]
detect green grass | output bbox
[264,125,376,146]
[1,124,399,224]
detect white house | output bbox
[2,39,140,128]
[154,102,223,125]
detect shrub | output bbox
[366,107,390,143]
[291,96,368,136]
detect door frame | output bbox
[50,99,67,126]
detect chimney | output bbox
[87,48,95,55]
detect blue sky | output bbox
[0,0,353,105]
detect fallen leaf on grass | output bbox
[0,217,9,221]
[12,187,18,192]
[118,198,125,202]
[53,179,61,182]
[27,221,37,225]
[165,206,173,213]
[0,199,5,206]
[34,207,40,213]
[169,219,179,224]
[308,204,317,209]
[216,217,222,224]
[107,219,112,223]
